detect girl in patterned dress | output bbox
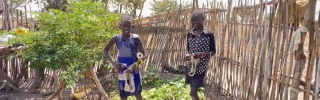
[104,15,146,100]
[185,10,216,100]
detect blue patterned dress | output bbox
[115,33,142,97]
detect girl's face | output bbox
[191,16,204,30]
[120,20,132,35]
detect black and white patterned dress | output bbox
[186,29,216,75]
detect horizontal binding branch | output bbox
[132,26,186,34]
[144,49,187,53]
[142,8,227,18]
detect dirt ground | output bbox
[204,84,231,100]
[0,91,48,100]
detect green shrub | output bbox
[8,0,120,88]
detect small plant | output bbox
[141,77,205,100]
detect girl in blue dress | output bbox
[104,15,146,100]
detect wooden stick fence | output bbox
[132,0,320,100]
[0,0,319,100]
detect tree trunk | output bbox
[2,0,6,29]
[6,4,10,30]
[2,0,11,30]
[303,0,317,99]
[192,0,198,11]
[104,0,109,12]
[119,4,122,13]
[4,0,11,30]
[132,5,137,19]
[29,5,34,30]
[24,5,27,27]
[20,10,22,26]
[29,69,43,93]
[10,0,14,29]
[290,5,313,100]
[1,13,4,30]
[314,11,320,100]
[0,0,4,16]
[0,0,3,9]
[16,10,18,27]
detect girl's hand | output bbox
[185,52,203,59]
[124,63,136,73]
[141,55,148,60]
[137,52,147,60]
[193,52,205,58]
[111,61,123,69]
[185,56,191,61]
[185,53,192,61]
[124,68,134,73]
